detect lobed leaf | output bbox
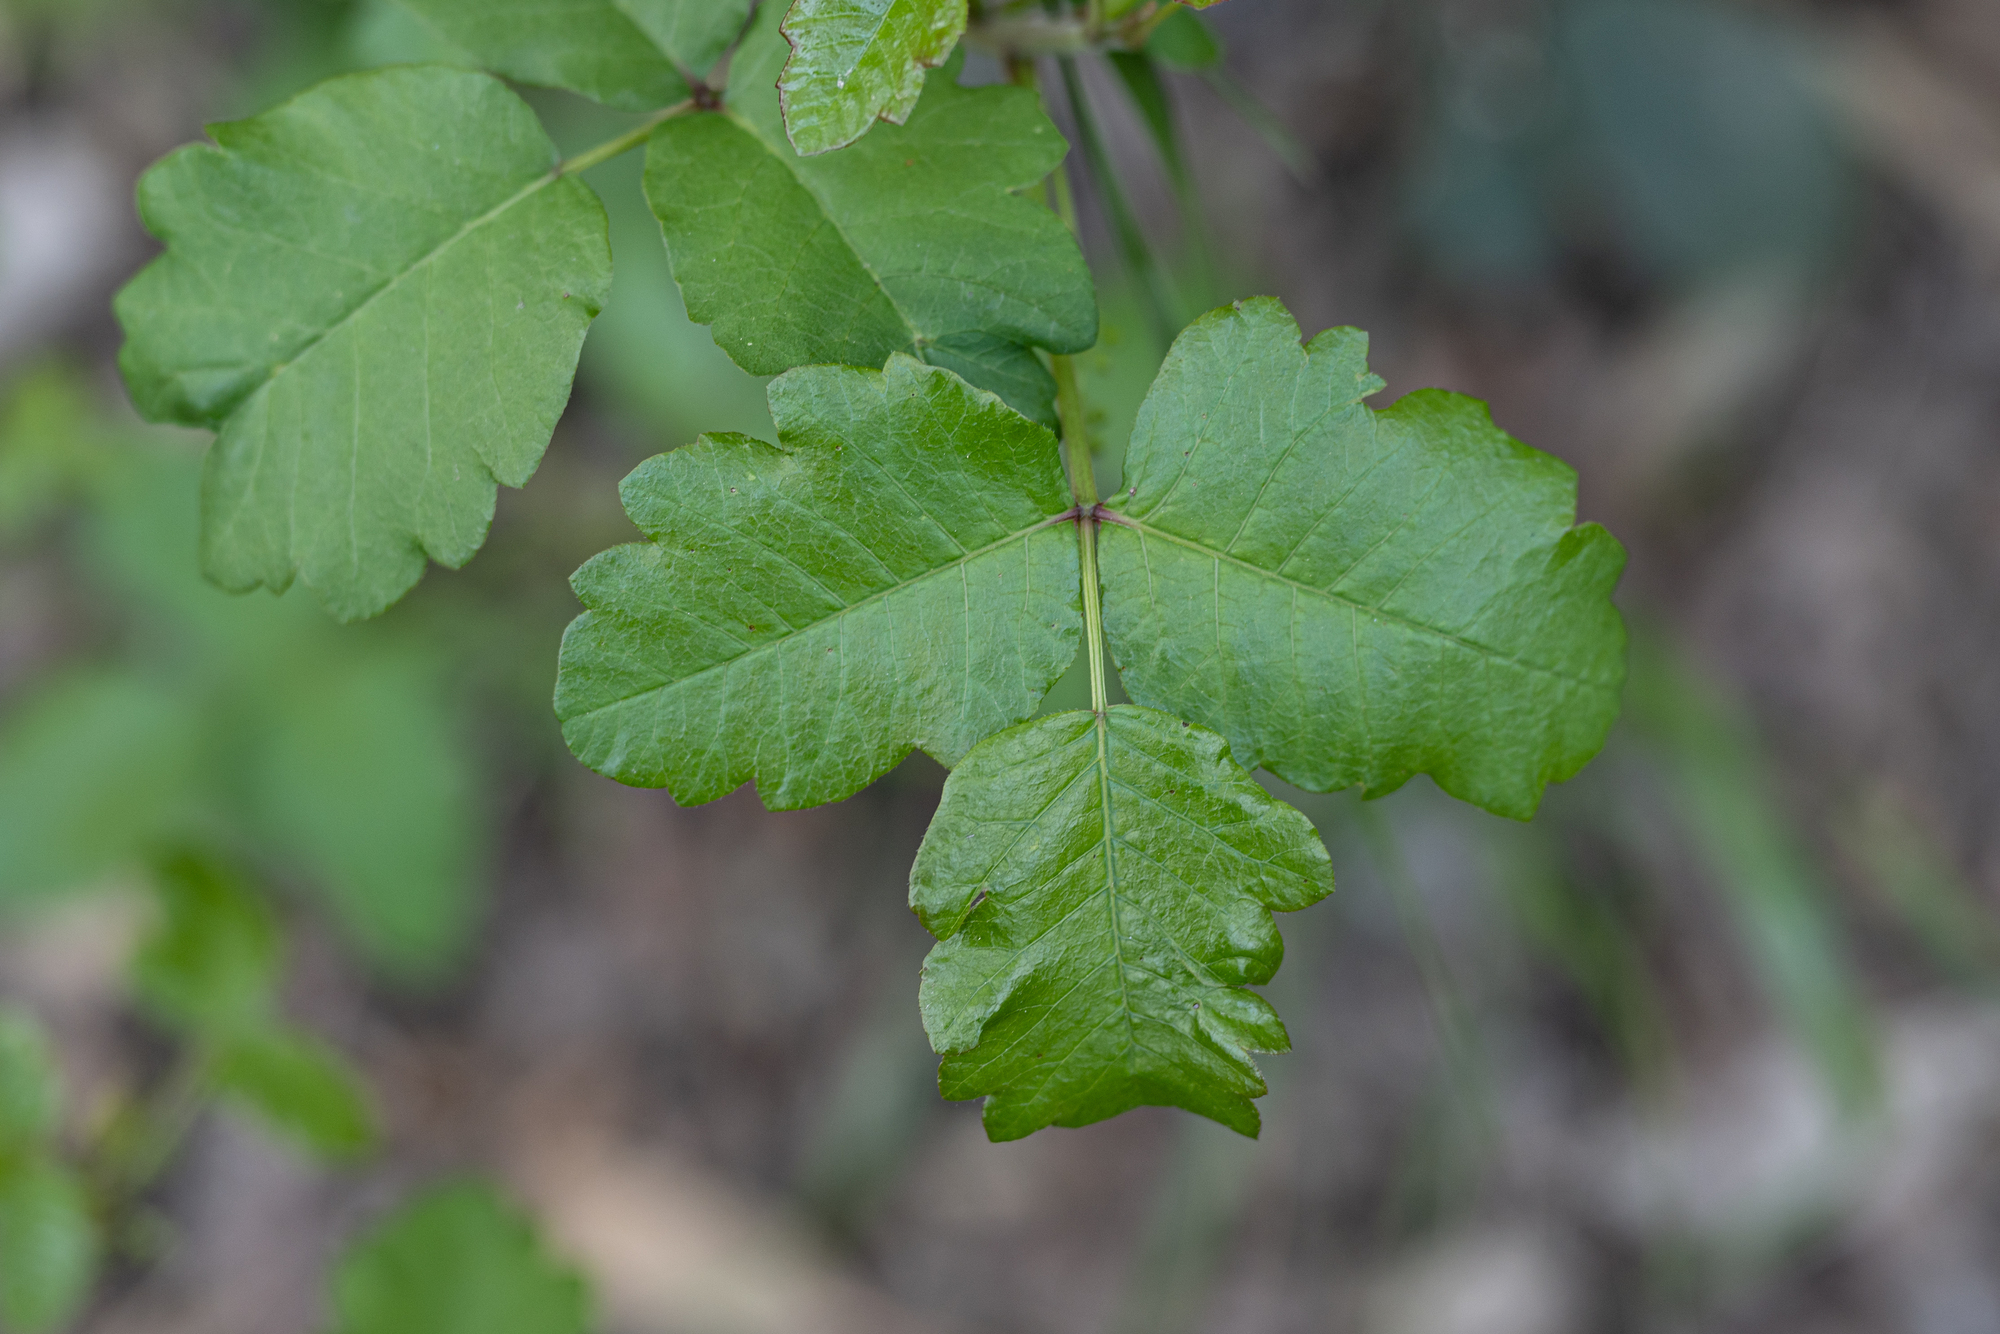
[557,357,1081,809]
[328,1182,588,1334]
[778,0,969,155]
[645,3,1094,425]
[0,1158,96,1334]
[116,66,612,621]
[393,0,749,110]
[1099,299,1627,820]
[913,706,1332,1140]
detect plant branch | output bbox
[1016,54,1111,715]
[558,99,696,177]
[964,2,1168,58]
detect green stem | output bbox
[1053,356,1095,507]
[1017,56,1112,715]
[1077,501,1109,715]
[558,99,696,177]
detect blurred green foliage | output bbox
[0,373,483,981]
[1494,821,1672,1090]
[1626,639,1881,1113]
[131,855,281,1038]
[131,855,376,1159]
[327,1182,590,1334]
[0,1015,94,1334]
[1839,790,2000,991]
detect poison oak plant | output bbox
[115,0,1629,1143]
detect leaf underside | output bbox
[1100,298,1628,821]
[779,0,970,156]
[556,356,1081,810]
[393,0,751,110]
[116,66,612,621]
[646,3,1095,426]
[913,706,1332,1140]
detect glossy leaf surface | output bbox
[116,67,612,621]
[557,358,1080,809]
[394,0,750,109]
[778,0,968,155]
[913,706,1332,1140]
[1100,299,1627,820]
[645,6,1094,425]
[329,1182,588,1334]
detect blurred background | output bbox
[4,0,2000,1330]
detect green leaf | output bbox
[0,672,204,903]
[0,1016,60,1156]
[557,357,1081,808]
[618,0,755,76]
[328,1182,588,1334]
[1099,299,1627,820]
[912,706,1332,1140]
[0,1157,96,1334]
[645,5,1095,426]
[131,854,280,1040]
[777,0,968,155]
[115,66,613,621]
[392,0,749,109]
[214,1030,375,1160]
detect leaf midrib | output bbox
[951,720,1257,1071]
[1107,515,1615,693]
[564,513,1069,723]
[1093,711,1141,1075]
[240,165,565,421]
